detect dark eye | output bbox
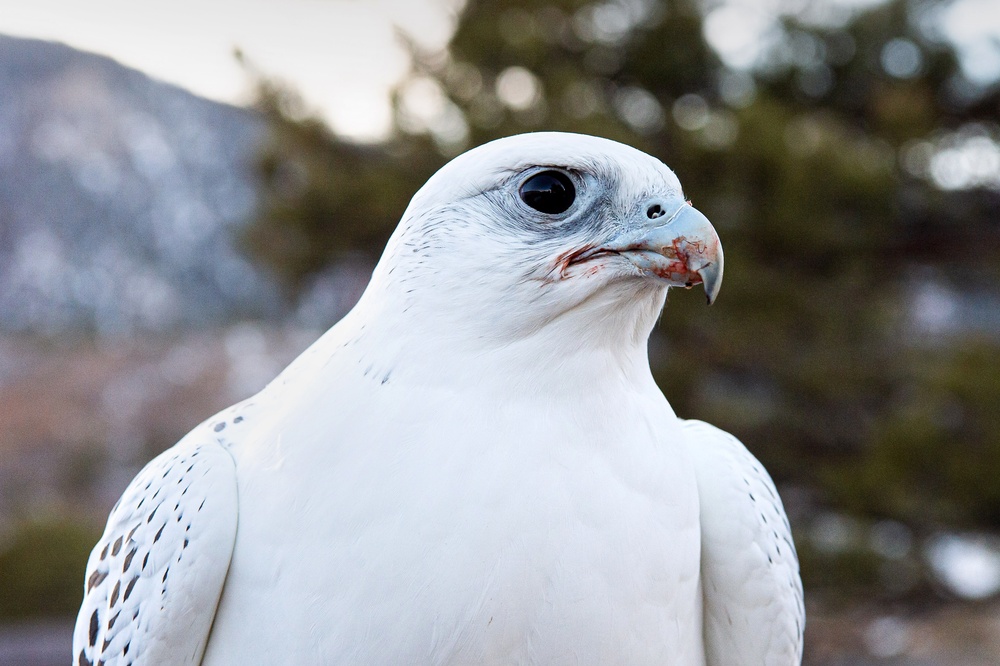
[519,170,576,215]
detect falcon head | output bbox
[370,132,723,346]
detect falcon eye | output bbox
[519,170,576,215]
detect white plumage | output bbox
[75,132,803,665]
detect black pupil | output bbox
[519,171,575,215]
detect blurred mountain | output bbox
[0,34,284,335]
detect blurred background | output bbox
[0,0,999,663]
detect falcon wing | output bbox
[682,419,804,665]
[73,436,237,666]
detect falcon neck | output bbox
[318,279,667,397]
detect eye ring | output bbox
[518,170,576,215]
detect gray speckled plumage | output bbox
[74,434,238,666]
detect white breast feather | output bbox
[72,434,237,666]
[682,419,804,665]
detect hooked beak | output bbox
[601,201,724,305]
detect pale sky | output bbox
[0,0,459,140]
[1,0,997,141]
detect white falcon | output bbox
[74,132,804,665]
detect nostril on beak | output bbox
[647,204,665,219]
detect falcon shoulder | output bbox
[681,419,804,665]
[73,430,238,666]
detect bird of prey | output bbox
[74,132,803,665]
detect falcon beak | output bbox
[604,200,724,305]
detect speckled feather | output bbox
[72,432,237,666]
[683,420,805,665]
